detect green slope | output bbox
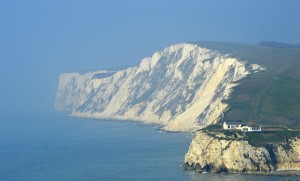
[194,41,300,129]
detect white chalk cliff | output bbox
[55,43,264,132]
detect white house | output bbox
[223,120,242,130]
[240,124,261,132]
[223,120,261,132]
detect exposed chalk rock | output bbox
[55,43,263,132]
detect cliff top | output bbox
[202,122,300,147]
[193,42,300,130]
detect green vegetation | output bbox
[203,123,222,131]
[262,79,300,118]
[245,130,300,147]
[195,41,300,146]
[195,41,300,129]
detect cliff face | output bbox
[55,70,115,111]
[185,131,300,174]
[55,43,263,132]
[275,138,300,170]
[55,43,300,175]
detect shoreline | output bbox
[69,112,300,177]
[184,164,300,176]
[69,112,195,134]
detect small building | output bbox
[223,120,242,130]
[223,120,261,132]
[240,123,261,132]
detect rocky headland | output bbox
[55,42,300,176]
[184,130,300,175]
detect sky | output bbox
[0,0,299,115]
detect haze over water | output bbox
[0,113,296,181]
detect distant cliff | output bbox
[55,43,264,132]
[185,131,300,175]
[56,44,262,131]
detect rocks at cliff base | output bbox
[184,131,300,175]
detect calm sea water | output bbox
[0,112,298,181]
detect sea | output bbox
[0,112,298,181]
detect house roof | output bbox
[225,120,242,125]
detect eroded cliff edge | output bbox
[55,43,300,175]
[55,43,264,132]
[184,130,300,175]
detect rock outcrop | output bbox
[55,43,264,132]
[55,42,300,175]
[184,131,300,175]
[275,138,300,170]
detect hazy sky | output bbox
[0,0,299,115]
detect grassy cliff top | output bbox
[194,41,300,129]
[202,123,300,147]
